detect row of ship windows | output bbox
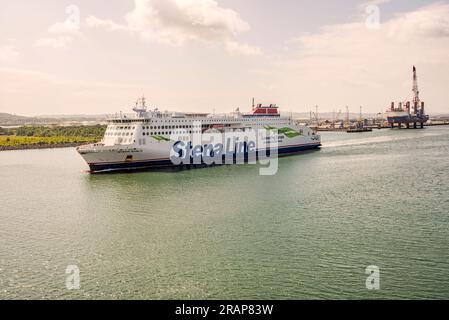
[109,121,292,130]
[141,125,199,130]
[106,132,133,136]
[106,131,199,137]
[107,126,301,137]
[110,126,135,130]
[142,131,198,136]
[140,121,292,126]
[139,118,289,123]
[107,124,295,136]
[142,127,267,135]
[114,138,134,144]
[114,117,289,123]
[137,138,189,145]
[139,124,291,130]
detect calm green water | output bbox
[1,126,449,300]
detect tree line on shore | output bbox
[0,125,106,148]
[0,125,106,137]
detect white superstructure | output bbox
[77,98,321,173]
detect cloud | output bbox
[293,3,449,59]
[0,68,151,115]
[0,45,19,63]
[35,37,74,49]
[387,3,449,39]
[87,0,261,55]
[86,16,128,32]
[225,40,261,56]
[268,3,449,112]
[48,21,81,35]
[36,10,82,49]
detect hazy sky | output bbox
[1,0,448,115]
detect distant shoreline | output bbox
[1,123,447,152]
[0,142,86,152]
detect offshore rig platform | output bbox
[386,66,429,129]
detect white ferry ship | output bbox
[77,98,321,173]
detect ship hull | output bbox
[80,141,321,173]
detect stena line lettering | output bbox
[169,128,278,175]
[170,139,256,165]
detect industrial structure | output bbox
[386,66,429,129]
[347,106,373,133]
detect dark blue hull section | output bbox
[88,143,321,173]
